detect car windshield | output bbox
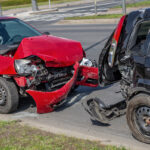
[0,18,42,46]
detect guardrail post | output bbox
[94,0,97,14]
[122,0,126,14]
[0,5,2,16]
[31,0,39,11]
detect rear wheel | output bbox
[0,78,19,114]
[126,94,150,143]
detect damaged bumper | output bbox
[76,66,98,87]
[26,62,79,113]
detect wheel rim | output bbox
[0,85,7,106]
[135,106,150,136]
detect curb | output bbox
[30,8,58,15]
[54,18,120,25]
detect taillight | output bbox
[108,39,117,67]
[108,15,126,67]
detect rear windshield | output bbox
[0,18,41,46]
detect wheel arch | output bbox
[128,87,150,101]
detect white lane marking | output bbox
[12,112,38,119]
[67,93,88,108]
[67,94,81,105]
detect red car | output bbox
[0,16,98,114]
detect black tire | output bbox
[0,77,19,113]
[126,94,150,144]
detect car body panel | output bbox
[0,16,16,20]
[0,55,16,75]
[76,66,98,87]
[14,35,83,67]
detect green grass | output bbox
[0,0,77,7]
[115,0,150,8]
[0,0,79,10]
[0,120,127,150]
[65,14,123,20]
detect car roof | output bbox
[0,16,16,20]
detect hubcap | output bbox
[0,86,7,106]
[136,106,150,136]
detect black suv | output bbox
[84,8,150,144]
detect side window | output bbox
[136,21,150,45]
[131,21,150,55]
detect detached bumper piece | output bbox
[26,62,79,113]
[77,66,99,87]
[82,98,127,124]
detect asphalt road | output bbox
[3,23,150,150]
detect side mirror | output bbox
[43,32,50,35]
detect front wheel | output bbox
[126,94,150,143]
[0,78,19,113]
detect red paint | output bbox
[113,15,126,43]
[0,16,16,20]
[0,55,16,75]
[14,35,84,67]
[14,77,27,87]
[76,66,99,87]
[26,62,79,113]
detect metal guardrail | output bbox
[93,0,124,14]
[93,0,147,15]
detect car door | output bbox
[98,16,126,86]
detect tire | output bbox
[126,93,150,144]
[0,77,19,114]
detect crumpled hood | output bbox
[14,35,84,67]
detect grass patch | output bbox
[0,0,77,7]
[0,0,79,10]
[0,120,126,150]
[115,0,150,8]
[65,14,123,20]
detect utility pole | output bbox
[0,5,2,16]
[49,0,51,8]
[94,0,97,14]
[31,0,39,11]
[122,0,126,14]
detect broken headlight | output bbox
[15,59,38,75]
[108,39,117,68]
[80,58,93,67]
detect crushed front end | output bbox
[13,57,98,114]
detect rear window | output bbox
[130,21,150,55]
